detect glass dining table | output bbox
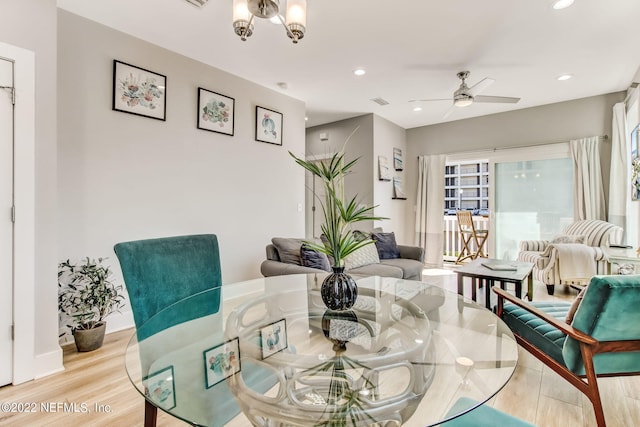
[124,274,518,427]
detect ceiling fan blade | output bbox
[467,77,495,96]
[409,98,451,103]
[474,95,520,104]
[443,104,457,119]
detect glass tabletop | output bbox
[125,274,518,426]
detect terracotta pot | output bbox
[73,322,106,352]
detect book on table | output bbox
[481,262,517,271]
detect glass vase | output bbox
[321,266,358,310]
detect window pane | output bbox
[495,158,573,260]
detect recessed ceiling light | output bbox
[552,0,574,10]
[413,106,422,112]
[353,68,366,76]
[305,116,308,121]
[557,74,573,81]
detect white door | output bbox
[0,57,14,386]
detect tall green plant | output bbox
[289,138,386,267]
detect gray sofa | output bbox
[260,238,425,280]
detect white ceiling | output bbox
[57,0,640,129]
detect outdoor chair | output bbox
[493,275,640,427]
[455,210,489,264]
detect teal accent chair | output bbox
[115,234,277,427]
[494,275,640,427]
[441,397,536,426]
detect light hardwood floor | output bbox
[0,270,638,427]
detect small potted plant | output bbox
[58,257,126,352]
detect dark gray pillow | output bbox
[271,238,304,265]
[372,232,400,259]
[300,244,331,272]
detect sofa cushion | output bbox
[300,244,331,272]
[501,301,571,367]
[344,242,379,270]
[372,232,400,259]
[271,238,304,265]
[348,263,403,278]
[380,258,424,280]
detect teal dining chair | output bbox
[441,397,536,426]
[114,234,275,427]
[114,234,223,341]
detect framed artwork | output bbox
[393,147,404,171]
[203,338,241,389]
[143,366,176,410]
[197,87,234,135]
[260,318,288,360]
[255,106,283,145]
[393,176,407,200]
[378,156,391,181]
[112,60,166,121]
[631,124,640,201]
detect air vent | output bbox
[185,0,208,7]
[371,97,390,106]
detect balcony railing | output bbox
[443,215,490,262]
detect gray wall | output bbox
[372,115,408,239]
[306,115,375,235]
[404,92,626,243]
[58,11,306,333]
[305,114,409,242]
[0,0,59,375]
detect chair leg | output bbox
[144,400,158,427]
[581,344,607,427]
[546,285,555,295]
[456,234,474,264]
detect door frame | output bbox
[0,42,35,385]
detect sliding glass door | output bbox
[494,157,573,260]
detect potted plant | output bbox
[58,257,126,352]
[289,130,386,310]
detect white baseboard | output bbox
[33,347,64,380]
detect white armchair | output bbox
[517,219,623,295]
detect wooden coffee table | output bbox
[456,258,534,310]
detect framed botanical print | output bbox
[143,366,176,410]
[255,106,283,146]
[112,60,166,121]
[197,87,234,135]
[203,338,241,389]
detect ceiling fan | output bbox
[410,71,520,118]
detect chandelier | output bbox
[233,0,307,44]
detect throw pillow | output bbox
[372,232,400,259]
[271,238,304,265]
[551,234,585,244]
[344,242,380,270]
[565,286,587,323]
[300,244,331,272]
[352,230,370,242]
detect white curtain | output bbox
[570,136,606,221]
[415,155,446,267]
[608,102,628,242]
